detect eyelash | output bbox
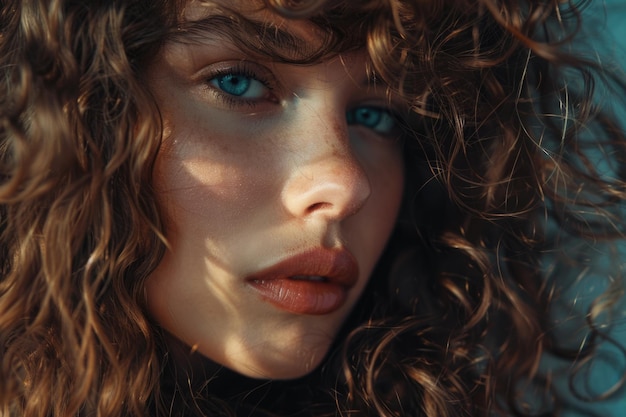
[204,63,276,108]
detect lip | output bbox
[246,248,359,315]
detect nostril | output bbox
[306,202,332,214]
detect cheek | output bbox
[366,144,405,225]
[155,157,239,217]
[347,142,404,277]
[349,127,405,222]
[152,137,270,237]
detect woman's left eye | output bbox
[346,106,397,135]
[209,73,268,99]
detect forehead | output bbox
[174,0,331,57]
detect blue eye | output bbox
[209,73,268,99]
[347,106,397,134]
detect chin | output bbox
[218,342,332,380]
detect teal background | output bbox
[540,1,626,415]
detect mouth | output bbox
[246,248,359,315]
[289,275,327,282]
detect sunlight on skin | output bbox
[145,0,404,379]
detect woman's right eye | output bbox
[203,62,279,108]
[209,73,269,99]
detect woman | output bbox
[1,0,624,416]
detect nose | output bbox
[280,123,371,221]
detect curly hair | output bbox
[0,1,170,415]
[1,0,625,416]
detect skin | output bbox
[144,0,405,379]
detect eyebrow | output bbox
[167,14,321,62]
[166,12,384,90]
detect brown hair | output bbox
[1,0,625,416]
[0,1,170,415]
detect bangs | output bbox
[166,1,379,65]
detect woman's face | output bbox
[145,0,404,379]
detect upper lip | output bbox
[246,248,359,288]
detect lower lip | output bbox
[248,279,348,315]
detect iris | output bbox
[347,106,396,134]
